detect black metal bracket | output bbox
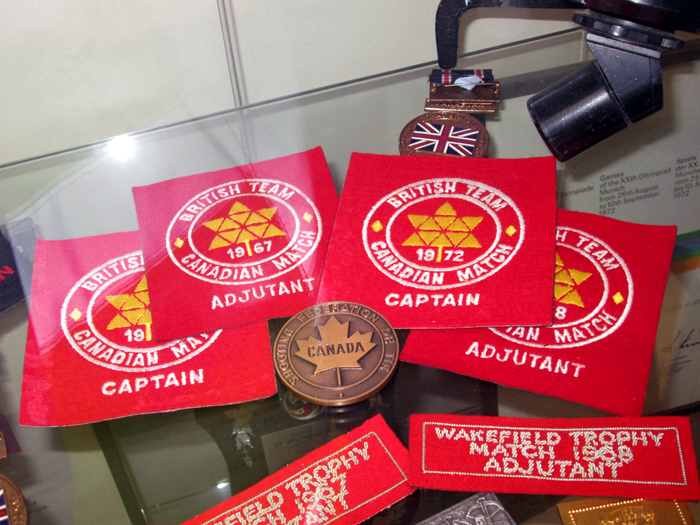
[436,0,578,69]
[436,0,700,69]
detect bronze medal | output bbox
[273,302,399,406]
[0,433,27,525]
[399,112,489,158]
[0,474,27,525]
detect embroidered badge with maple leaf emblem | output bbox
[132,148,339,339]
[273,302,399,406]
[400,209,678,416]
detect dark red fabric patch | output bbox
[132,148,338,339]
[20,232,275,426]
[409,414,700,501]
[317,153,557,329]
[183,415,414,525]
[401,210,676,416]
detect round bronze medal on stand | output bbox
[399,111,490,158]
[273,302,399,406]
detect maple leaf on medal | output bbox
[295,316,377,386]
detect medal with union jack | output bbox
[399,112,489,158]
[0,477,26,525]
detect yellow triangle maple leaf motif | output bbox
[122,308,146,325]
[209,235,232,250]
[403,233,426,246]
[107,314,132,330]
[446,232,469,245]
[220,230,242,244]
[203,200,287,254]
[408,215,428,228]
[121,294,146,311]
[457,235,481,248]
[106,276,153,340]
[245,212,268,226]
[569,268,592,286]
[203,217,225,232]
[134,292,150,306]
[238,230,257,244]
[257,207,277,220]
[107,294,129,310]
[221,218,240,231]
[418,230,442,244]
[264,224,286,238]
[555,268,576,286]
[435,216,456,230]
[402,202,484,254]
[447,218,470,232]
[294,316,376,386]
[229,202,250,214]
[464,216,483,230]
[134,276,148,293]
[559,289,585,307]
[419,217,441,231]
[553,253,592,308]
[431,233,453,247]
[230,212,251,225]
[435,202,457,216]
[554,283,572,301]
[247,224,269,238]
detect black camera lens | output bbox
[527,62,629,162]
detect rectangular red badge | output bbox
[409,415,700,501]
[133,147,338,339]
[401,210,677,415]
[183,415,414,525]
[20,232,276,426]
[317,154,557,328]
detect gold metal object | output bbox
[558,497,695,525]
[425,82,501,113]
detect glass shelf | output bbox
[1,28,700,525]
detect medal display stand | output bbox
[1,25,700,525]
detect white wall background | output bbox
[1,0,577,166]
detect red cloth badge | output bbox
[409,414,700,501]
[183,414,414,525]
[400,210,677,415]
[20,232,275,426]
[317,153,557,328]
[132,148,338,339]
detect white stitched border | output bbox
[421,422,687,486]
[202,430,407,525]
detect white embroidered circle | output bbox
[61,252,221,372]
